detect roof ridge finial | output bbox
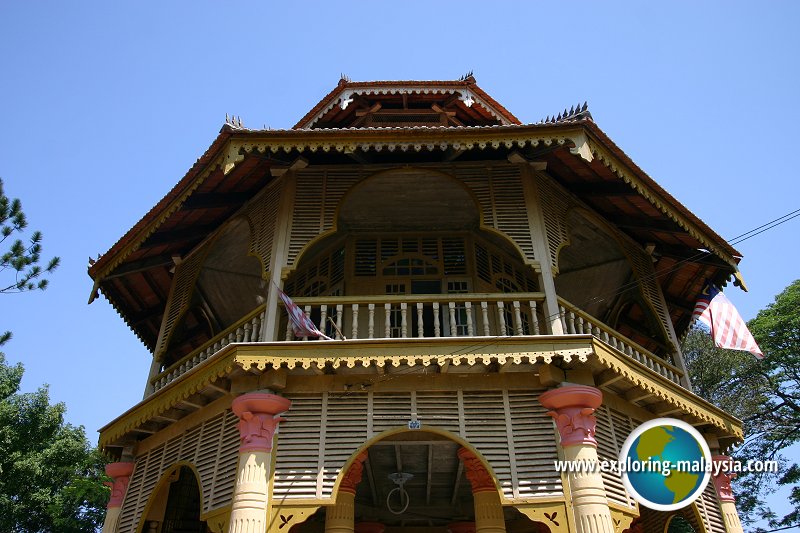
[459,70,475,82]
[537,101,592,124]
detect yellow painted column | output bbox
[540,385,614,533]
[712,456,745,533]
[228,393,291,533]
[457,448,506,533]
[325,453,367,533]
[101,462,135,533]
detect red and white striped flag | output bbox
[276,286,333,340]
[692,284,763,358]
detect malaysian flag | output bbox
[692,283,763,358]
[276,286,333,340]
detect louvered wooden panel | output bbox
[273,394,324,500]
[161,436,182,474]
[181,424,203,462]
[641,508,665,532]
[273,388,564,503]
[155,246,211,357]
[288,169,362,267]
[195,413,225,511]
[488,166,535,262]
[210,411,241,508]
[535,172,572,271]
[134,445,164,531]
[289,170,325,266]
[620,239,675,346]
[115,410,239,532]
[416,391,461,434]
[452,164,494,227]
[507,390,562,498]
[372,391,412,434]
[324,169,362,228]
[698,482,727,533]
[462,390,513,498]
[595,406,634,508]
[116,455,147,533]
[322,392,369,498]
[245,181,281,273]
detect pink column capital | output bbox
[231,392,292,453]
[712,455,737,502]
[104,461,135,509]
[340,452,368,495]
[539,384,602,447]
[457,447,496,494]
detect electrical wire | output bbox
[327,205,800,394]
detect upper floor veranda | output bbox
[91,141,741,395]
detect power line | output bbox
[326,205,800,393]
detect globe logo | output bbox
[619,418,712,511]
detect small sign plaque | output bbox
[408,419,421,430]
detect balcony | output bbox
[150,292,684,394]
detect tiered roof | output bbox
[88,78,743,349]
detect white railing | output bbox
[151,305,267,392]
[558,297,684,385]
[150,292,684,393]
[285,293,547,340]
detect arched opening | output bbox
[628,505,704,533]
[282,170,542,339]
[139,465,207,533]
[283,431,548,533]
[164,218,263,366]
[349,431,478,526]
[556,210,670,357]
[666,515,698,533]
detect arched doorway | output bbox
[284,431,549,533]
[629,505,705,533]
[666,515,698,533]
[139,465,207,533]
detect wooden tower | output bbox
[91,77,747,533]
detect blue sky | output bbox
[1,0,798,524]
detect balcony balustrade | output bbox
[558,297,684,385]
[150,292,684,394]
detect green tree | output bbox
[0,355,109,532]
[1,177,60,345]
[0,178,107,531]
[683,280,800,530]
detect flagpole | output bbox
[328,317,346,341]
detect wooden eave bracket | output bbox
[568,131,594,163]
